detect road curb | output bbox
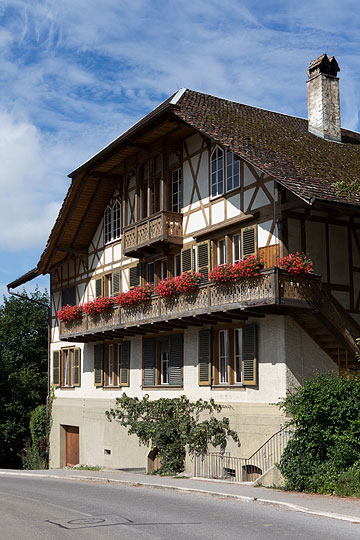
[1,471,359,524]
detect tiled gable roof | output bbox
[173,90,360,206]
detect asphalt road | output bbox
[0,476,359,540]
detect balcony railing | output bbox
[59,269,321,341]
[123,210,183,256]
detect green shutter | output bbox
[53,350,60,387]
[198,329,212,385]
[119,341,130,387]
[73,348,81,387]
[242,324,257,385]
[112,271,120,295]
[95,278,103,298]
[94,343,104,386]
[197,241,210,281]
[181,246,193,273]
[241,225,257,257]
[143,337,156,386]
[129,264,140,288]
[169,334,183,386]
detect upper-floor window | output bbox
[211,146,241,198]
[172,168,182,213]
[104,200,121,244]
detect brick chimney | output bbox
[307,54,341,143]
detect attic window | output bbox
[211,147,240,198]
[104,201,122,244]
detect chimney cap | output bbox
[307,54,340,79]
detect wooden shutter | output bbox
[169,334,183,386]
[181,246,193,273]
[94,343,104,386]
[95,278,103,298]
[119,341,130,387]
[53,350,60,387]
[112,271,120,295]
[197,241,210,281]
[242,324,257,385]
[198,329,212,386]
[129,264,140,288]
[241,225,257,257]
[143,337,156,386]
[61,286,76,306]
[73,348,81,387]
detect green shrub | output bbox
[278,372,360,493]
[335,461,360,497]
[21,404,47,470]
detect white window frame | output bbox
[108,344,114,386]
[217,239,227,266]
[104,201,122,245]
[63,349,72,387]
[226,149,240,192]
[172,168,182,213]
[161,351,170,384]
[211,146,224,198]
[234,328,243,384]
[233,234,241,263]
[219,330,229,384]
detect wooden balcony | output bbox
[59,269,323,343]
[123,211,183,257]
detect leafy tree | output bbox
[107,394,240,475]
[0,289,48,468]
[278,372,360,493]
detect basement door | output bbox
[65,426,79,466]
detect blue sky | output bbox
[1,0,360,298]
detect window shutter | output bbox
[53,351,60,387]
[95,278,103,298]
[242,324,257,385]
[169,334,183,386]
[241,226,257,257]
[129,264,140,288]
[198,329,212,386]
[181,246,193,273]
[143,337,156,386]
[197,241,210,281]
[112,271,120,295]
[94,343,104,386]
[73,348,81,387]
[119,341,130,387]
[61,286,76,307]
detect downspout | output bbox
[7,287,51,469]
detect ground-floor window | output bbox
[143,334,183,387]
[52,347,81,388]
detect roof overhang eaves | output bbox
[7,267,40,291]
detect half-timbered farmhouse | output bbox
[8,55,360,471]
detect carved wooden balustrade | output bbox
[123,211,183,256]
[59,269,324,342]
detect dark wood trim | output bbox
[193,213,256,239]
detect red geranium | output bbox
[155,277,179,298]
[278,252,313,276]
[57,304,83,324]
[115,284,152,308]
[83,296,115,316]
[209,256,264,285]
[175,271,203,294]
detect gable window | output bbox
[172,168,182,212]
[211,147,224,198]
[226,149,240,191]
[143,334,183,387]
[104,200,122,244]
[53,348,81,388]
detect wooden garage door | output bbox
[65,426,79,466]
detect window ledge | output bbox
[141,385,183,390]
[59,386,76,390]
[211,385,245,390]
[102,386,123,390]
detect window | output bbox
[53,348,81,388]
[174,254,181,277]
[61,286,76,307]
[233,234,241,263]
[172,168,182,212]
[104,200,122,244]
[94,342,130,387]
[211,147,224,198]
[143,335,183,387]
[197,326,257,386]
[226,149,240,191]
[211,146,241,198]
[217,239,227,265]
[147,262,155,286]
[160,259,167,280]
